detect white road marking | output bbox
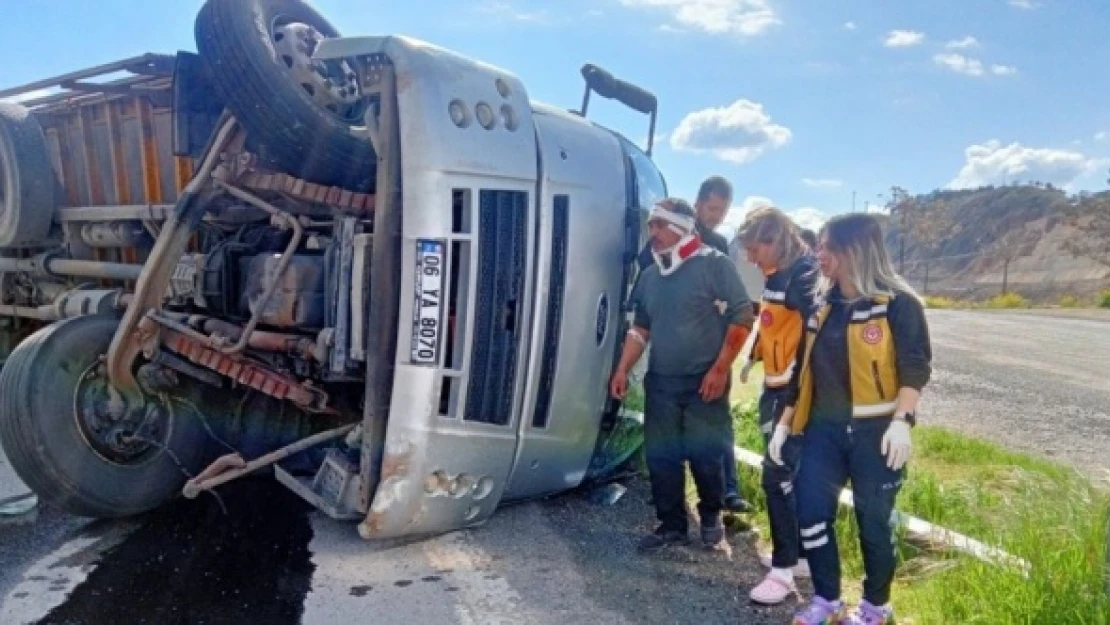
[0,525,135,625]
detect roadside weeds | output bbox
[730,399,1110,625]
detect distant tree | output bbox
[885,186,958,266]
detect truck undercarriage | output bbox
[0,0,655,539]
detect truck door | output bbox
[503,107,662,500]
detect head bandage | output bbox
[648,202,696,236]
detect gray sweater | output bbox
[632,249,754,378]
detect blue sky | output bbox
[3,0,1109,232]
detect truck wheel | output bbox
[0,316,213,518]
[0,103,57,248]
[194,0,375,192]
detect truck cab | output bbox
[0,0,665,540]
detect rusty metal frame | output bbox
[0,53,175,107]
[358,61,403,530]
[104,115,239,396]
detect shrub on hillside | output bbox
[1058,294,1082,308]
[1100,289,1110,309]
[984,292,1027,309]
[923,296,958,309]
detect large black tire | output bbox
[194,0,375,192]
[0,316,213,518]
[0,103,57,248]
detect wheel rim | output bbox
[73,359,172,466]
[270,17,367,125]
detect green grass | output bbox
[1099,288,1110,309]
[729,398,1110,625]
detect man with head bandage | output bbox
[610,197,755,552]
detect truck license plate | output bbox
[411,239,445,365]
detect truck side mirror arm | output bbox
[577,64,659,157]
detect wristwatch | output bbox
[893,411,916,427]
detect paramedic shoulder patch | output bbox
[862,323,883,344]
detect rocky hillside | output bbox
[880,184,1110,301]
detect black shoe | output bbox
[638,527,690,552]
[700,521,725,547]
[724,494,754,513]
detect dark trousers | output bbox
[644,372,731,534]
[795,418,904,605]
[758,386,803,568]
[723,423,740,497]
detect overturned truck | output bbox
[0,0,664,539]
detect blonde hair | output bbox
[736,206,807,271]
[817,213,920,302]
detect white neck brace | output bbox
[653,233,699,276]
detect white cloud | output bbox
[658,23,686,33]
[945,36,979,49]
[669,99,792,164]
[720,195,771,234]
[802,178,843,188]
[884,30,925,48]
[619,0,779,37]
[1009,0,1038,9]
[477,1,557,23]
[844,21,857,31]
[934,53,1017,77]
[1095,131,1110,142]
[787,207,828,232]
[719,196,828,236]
[933,53,984,76]
[586,9,604,17]
[948,140,1102,189]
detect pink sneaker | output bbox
[759,552,812,578]
[749,571,796,605]
[845,600,895,624]
[793,596,847,624]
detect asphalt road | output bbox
[0,468,792,625]
[921,309,1110,480]
[1,308,1107,624]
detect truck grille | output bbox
[532,195,568,428]
[465,190,527,426]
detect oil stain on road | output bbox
[37,478,315,625]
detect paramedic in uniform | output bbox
[610,198,754,551]
[770,213,932,625]
[734,207,820,605]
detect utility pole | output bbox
[852,190,856,213]
[899,204,907,274]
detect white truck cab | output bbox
[0,0,668,541]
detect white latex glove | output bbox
[881,420,913,470]
[767,424,790,466]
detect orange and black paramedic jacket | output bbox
[785,286,931,434]
[749,255,819,388]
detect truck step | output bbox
[274,448,365,521]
